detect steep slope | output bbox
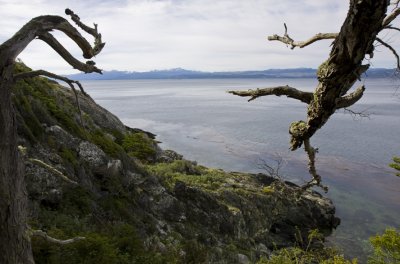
[12,63,339,263]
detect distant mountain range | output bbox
[66,67,397,80]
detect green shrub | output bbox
[368,228,400,264]
[89,129,124,158]
[122,132,156,162]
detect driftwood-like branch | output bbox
[32,230,84,245]
[29,158,78,185]
[336,85,365,109]
[65,8,105,57]
[267,23,338,49]
[375,37,400,69]
[228,85,313,103]
[14,70,89,96]
[38,32,102,73]
[0,10,104,68]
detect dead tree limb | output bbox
[267,23,338,49]
[29,158,78,185]
[228,85,313,103]
[300,139,328,192]
[383,7,400,27]
[336,86,366,109]
[31,230,85,245]
[0,9,104,263]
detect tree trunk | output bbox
[0,63,34,263]
[290,0,388,149]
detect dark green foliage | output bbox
[108,129,125,145]
[122,132,157,162]
[88,129,124,158]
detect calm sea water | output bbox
[82,78,400,260]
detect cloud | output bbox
[0,0,397,74]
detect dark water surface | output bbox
[83,78,400,260]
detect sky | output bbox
[0,0,399,74]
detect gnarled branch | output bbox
[31,229,84,245]
[0,10,104,68]
[336,85,366,109]
[228,85,313,103]
[14,69,89,97]
[38,32,102,73]
[301,139,328,192]
[65,8,105,57]
[267,23,338,49]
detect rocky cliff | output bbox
[13,63,339,263]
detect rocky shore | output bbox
[14,63,339,263]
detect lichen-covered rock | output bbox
[78,141,107,167]
[157,149,183,163]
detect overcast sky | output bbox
[0,0,399,74]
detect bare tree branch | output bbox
[385,25,400,32]
[65,8,105,57]
[14,70,92,126]
[0,10,104,66]
[14,69,90,96]
[31,229,84,245]
[228,85,313,103]
[38,32,102,73]
[301,139,328,193]
[257,156,285,180]
[375,37,400,70]
[383,7,400,27]
[267,23,338,49]
[336,85,365,109]
[29,158,78,185]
